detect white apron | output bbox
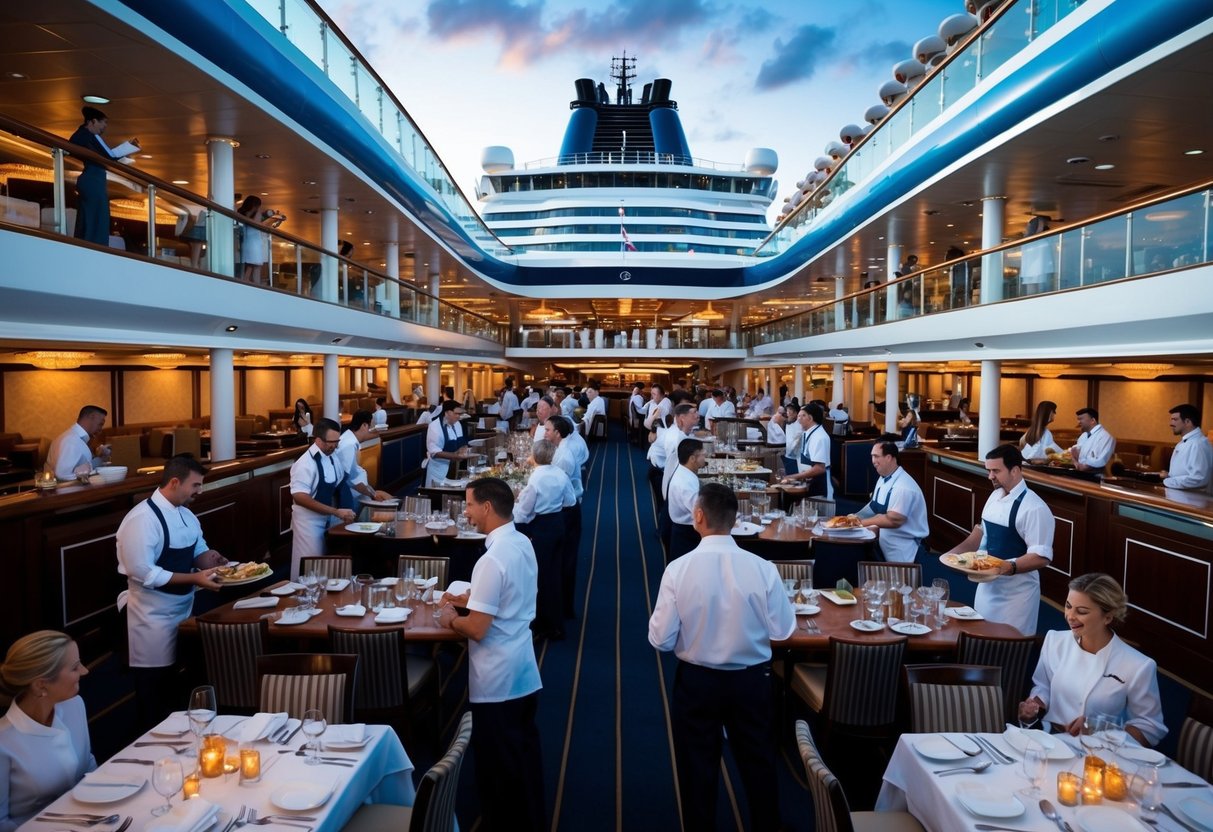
[124,582,194,668]
[290,506,338,580]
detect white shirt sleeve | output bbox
[512,483,537,525]
[1015,493,1055,559]
[289,451,321,496]
[465,554,505,618]
[648,568,682,652]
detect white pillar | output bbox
[352,368,364,391]
[978,359,1001,457]
[383,231,400,318]
[387,358,400,403]
[729,304,741,349]
[209,348,236,461]
[886,243,903,322]
[205,138,237,277]
[425,360,441,404]
[428,250,441,327]
[980,196,1006,304]
[793,365,805,403]
[857,367,870,421]
[323,354,340,420]
[834,277,847,331]
[766,368,778,404]
[319,208,339,303]
[885,362,901,435]
[832,363,846,407]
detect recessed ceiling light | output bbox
[362,242,370,246]
[1184,149,1204,156]
[82,94,110,104]
[139,153,152,159]
[255,153,270,159]
[260,191,268,196]
[946,223,955,227]
[4,71,27,79]
[1098,134,1119,142]
[1066,156,1090,164]
[225,325,238,332]
[302,179,317,185]
[1094,163,1115,170]
[171,179,189,185]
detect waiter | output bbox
[945,444,1054,635]
[782,402,832,498]
[289,418,356,579]
[335,410,395,509]
[664,438,704,562]
[424,400,469,486]
[856,441,929,563]
[116,454,226,722]
[1161,404,1212,492]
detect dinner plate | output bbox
[359,497,400,507]
[375,608,411,624]
[945,606,984,620]
[335,604,366,617]
[326,578,350,592]
[270,781,336,812]
[890,621,931,636]
[1075,805,1150,832]
[793,604,821,615]
[1003,727,1074,760]
[730,522,762,536]
[1118,746,1166,766]
[72,775,146,803]
[912,736,967,761]
[215,564,273,586]
[814,523,871,537]
[457,531,487,539]
[939,553,1001,583]
[954,782,1025,818]
[849,619,883,632]
[274,609,312,626]
[347,522,382,534]
[1177,797,1213,832]
[270,582,304,596]
[424,520,452,530]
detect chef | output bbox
[944,444,1054,635]
[1161,404,1212,492]
[781,403,832,499]
[856,441,929,563]
[289,418,356,579]
[115,454,227,722]
[425,400,470,487]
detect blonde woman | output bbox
[0,631,96,830]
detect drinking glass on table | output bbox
[932,578,951,626]
[799,578,814,602]
[187,685,217,756]
[865,588,884,625]
[1094,713,1128,756]
[393,578,410,608]
[1018,741,1048,796]
[300,709,326,766]
[353,573,374,606]
[151,757,184,816]
[782,578,796,602]
[1131,764,1163,823]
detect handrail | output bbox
[743,179,1213,346]
[512,152,750,171]
[0,113,504,341]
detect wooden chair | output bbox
[298,555,353,579]
[857,561,922,590]
[106,434,142,471]
[173,427,203,459]
[791,636,907,746]
[587,413,607,442]
[234,417,256,440]
[342,711,472,832]
[327,626,439,742]
[795,720,924,832]
[902,663,1004,733]
[772,559,815,584]
[197,618,267,713]
[956,631,1036,724]
[1177,692,1213,781]
[397,555,449,588]
[255,653,358,724]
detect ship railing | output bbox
[519,152,743,171]
[0,115,505,345]
[744,181,1213,347]
[755,0,1080,256]
[511,323,738,351]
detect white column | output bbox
[319,208,339,303]
[387,358,400,403]
[428,249,441,327]
[766,368,778,404]
[832,363,846,407]
[383,230,400,318]
[980,196,1006,304]
[886,243,903,322]
[793,364,805,403]
[425,360,441,403]
[729,304,741,349]
[352,368,364,391]
[323,354,340,420]
[209,348,236,461]
[978,360,1001,457]
[834,277,847,331]
[884,362,901,435]
[205,138,237,277]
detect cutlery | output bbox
[281,722,304,745]
[1159,804,1202,832]
[226,806,248,831]
[968,734,1015,765]
[110,758,153,766]
[267,724,288,744]
[288,751,356,762]
[1163,782,1212,788]
[1039,799,1068,832]
[933,760,992,776]
[246,809,313,830]
[35,814,120,826]
[318,760,355,767]
[256,816,317,823]
[944,736,982,756]
[975,826,1035,832]
[39,814,108,820]
[132,741,187,752]
[114,818,132,832]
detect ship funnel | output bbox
[574,78,596,103]
[651,78,672,104]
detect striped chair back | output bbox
[772,559,815,584]
[956,631,1036,723]
[298,556,352,579]
[412,712,473,832]
[197,618,266,711]
[1177,693,1213,782]
[904,664,1004,733]
[857,561,922,589]
[795,720,854,832]
[328,627,407,710]
[823,637,907,727]
[256,653,358,724]
[397,555,450,588]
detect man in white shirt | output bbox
[857,441,930,563]
[335,410,395,509]
[747,387,773,419]
[48,405,111,480]
[659,404,701,498]
[649,483,795,832]
[513,439,576,640]
[547,416,585,620]
[530,395,555,444]
[782,403,802,476]
[519,385,540,417]
[828,402,851,437]
[580,384,606,437]
[424,401,469,487]
[498,381,520,430]
[782,403,833,499]
[664,438,705,561]
[704,389,736,431]
[644,384,672,435]
[1069,407,1116,471]
[289,419,357,579]
[1162,403,1212,492]
[438,478,544,832]
[765,406,787,450]
[628,383,647,432]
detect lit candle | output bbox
[1104,764,1127,801]
[224,755,240,776]
[199,734,226,778]
[1057,771,1080,807]
[240,748,261,784]
[1081,781,1103,805]
[182,773,201,799]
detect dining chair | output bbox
[790,636,907,748]
[902,663,1004,734]
[955,630,1037,724]
[397,555,450,588]
[172,427,203,459]
[587,413,607,442]
[795,720,925,832]
[297,555,352,579]
[106,433,143,471]
[342,711,472,832]
[327,625,439,744]
[772,559,815,584]
[197,617,268,713]
[255,653,358,724]
[234,416,256,440]
[857,561,922,590]
[1177,692,1213,782]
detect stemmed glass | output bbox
[865,587,885,625]
[798,578,814,606]
[187,685,217,756]
[151,757,184,816]
[1018,741,1048,796]
[401,566,417,601]
[300,709,326,766]
[1095,713,1127,758]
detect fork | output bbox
[35,814,120,826]
[245,809,313,830]
[224,805,248,832]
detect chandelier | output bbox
[1112,363,1174,380]
[1030,363,1067,379]
[143,352,187,369]
[14,351,95,370]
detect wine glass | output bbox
[1018,741,1048,796]
[393,577,410,608]
[187,685,217,756]
[1095,713,1128,757]
[798,578,814,604]
[151,757,184,816]
[300,709,327,766]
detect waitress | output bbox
[424,400,470,487]
[898,393,922,446]
[781,402,832,499]
[288,418,356,579]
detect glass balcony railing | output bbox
[0,116,505,344]
[246,0,511,258]
[510,324,739,351]
[744,183,1213,346]
[756,0,1082,256]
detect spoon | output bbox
[1039,799,1069,832]
[933,760,993,776]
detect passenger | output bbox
[291,398,314,437]
[371,397,388,429]
[1019,215,1055,296]
[1019,400,1064,461]
[957,397,973,426]
[1019,573,1166,746]
[47,405,111,481]
[1068,407,1116,471]
[0,631,96,831]
[1162,404,1212,492]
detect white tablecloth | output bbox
[878,732,1210,832]
[19,716,414,831]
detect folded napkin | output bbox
[377,577,400,586]
[375,608,409,624]
[445,580,472,597]
[326,578,350,592]
[335,604,367,617]
[945,606,983,620]
[82,772,144,786]
[236,712,288,742]
[420,576,439,589]
[147,796,220,832]
[233,596,279,610]
[150,713,190,736]
[270,582,305,596]
[323,723,366,744]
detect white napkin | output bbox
[147,797,220,832]
[375,608,409,624]
[150,713,190,736]
[323,723,366,744]
[420,576,439,589]
[335,604,367,617]
[326,578,350,592]
[237,712,288,742]
[271,582,305,595]
[446,580,472,597]
[233,596,279,610]
[377,577,400,586]
[946,605,982,619]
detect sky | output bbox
[316,0,960,222]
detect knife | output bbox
[1164,782,1211,788]
[281,721,304,745]
[111,758,153,766]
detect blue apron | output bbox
[982,490,1028,559]
[868,474,927,562]
[974,489,1039,635]
[442,420,470,453]
[800,425,829,498]
[312,450,338,507]
[145,498,197,596]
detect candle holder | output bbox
[239,746,261,784]
[199,734,226,778]
[1057,771,1080,807]
[182,772,201,800]
[1103,763,1127,801]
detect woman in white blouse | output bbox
[1018,573,1167,747]
[1019,400,1064,461]
[0,631,96,830]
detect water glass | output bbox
[783,578,796,601]
[737,498,750,524]
[301,709,327,766]
[187,685,217,756]
[932,578,951,626]
[866,591,884,624]
[151,757,184,816]
[1131,766,1163,822]
[1019,742,1048,796]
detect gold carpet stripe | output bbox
[613,443,624,830]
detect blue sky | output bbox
[317,0,960,220]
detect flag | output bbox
[619,207,637,252]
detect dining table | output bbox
[18,714,415,832]
[773,599,1022,651]
[734,516,880,588]
[876,729,1213,831]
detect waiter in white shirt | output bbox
[748,388,773,418]
[580,385,606,436]
[530,395,555,444]
[499,382,520,430]
[513,439,575,640]
[628,383,646,434]
[424,401,470,486]
[648,483,795,832]
[782,403,802,476]
[1069,407,1116,471]
[945,444,1054,635]
[116,454,227,721]
[1161,404,1212,492]
[47,405,111,480]
[547,416,584,621]
[659,404,701,498]
[335,410,395,509]
[289,419,357,580]
[704,389,736,431]
[828,402,851,437]
[856,441,929,563]
[644,384,672,438]
[664,438,704,562]
[765,406,787,450]
[782,403,833,499]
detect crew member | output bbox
[335,410,395,508]
[425,401,469,487]
[664,438,705,562]
[1161,404,1212,492]
[1068,407,1116,471]
[856,441,929,563]
[289,419,356,579]
[47,405,111,481]
[782,403,833,498]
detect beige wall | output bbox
[124,370,193,424]
[1033,379,1087,427]
[1101,380,1189,443]
[200,370,210,418]
[245,369,284,418]
[289,369,322,405]
[4,371,112,439]
[1002,377,1028,418]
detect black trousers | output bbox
[519,511,565,635]
[667,522,700,563]
[560,503,582,618]
[672,660,782,832]
[470,692,545,832]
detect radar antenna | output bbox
[610,52,637,105]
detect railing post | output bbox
[1125,212,1134,278]
[146,184,157,258]
[1204,190,1211,263]
[295,246,303,295]
[51,147,67,236]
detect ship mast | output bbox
[610,52,637,105]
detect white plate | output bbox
[1118,746,1166,766]
[1003,727,1074,760]
[270,781,336,812]
[913,736,968,761]
[335,604,366,617]
[359,497,400,507]
[890,621,932,635]
[275,610,311,626]
[347,522,381,534]
[324,736,372,751]
[849,619,883,632]
[1177,797,1213,831]
[72,776,146,803]
[945,606,984,620]
[1076,805,1150,832]
[730,521,762,536]
[793,604,821,615]
[270,582,304,596]
[955,781,1024,818]
[425,520,453,530]
[375,608,411,624]
[326,578,350,592]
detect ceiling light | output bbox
[14,351,94,370]
[1184,149,1204,156]
[1030,363,1067,378]
[1113,362,1173,380]
[226,325,238,332]
[143,352,187,369]
[1094,163,1115,170]
[255,153,271,159]
[1066,156,1090,164]
[688,301,724,321]
[82,94,109,104]
[171,179,189,185]
[4,72,27,79]
[302,179,317,185]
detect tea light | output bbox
[1057,771,1080,806]
[199,735,226,778]
[1081,780,1103,805]
[182,773,201,799]
[1104,764,1127,801]
[224,755,240,777]
[240,748,261,784]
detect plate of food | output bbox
[815,515,873,537]
[359,497,400,507]
[820,589,857,606]
[346,522,382,534]
[940,552,1004,582]
[215,562,272,585]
